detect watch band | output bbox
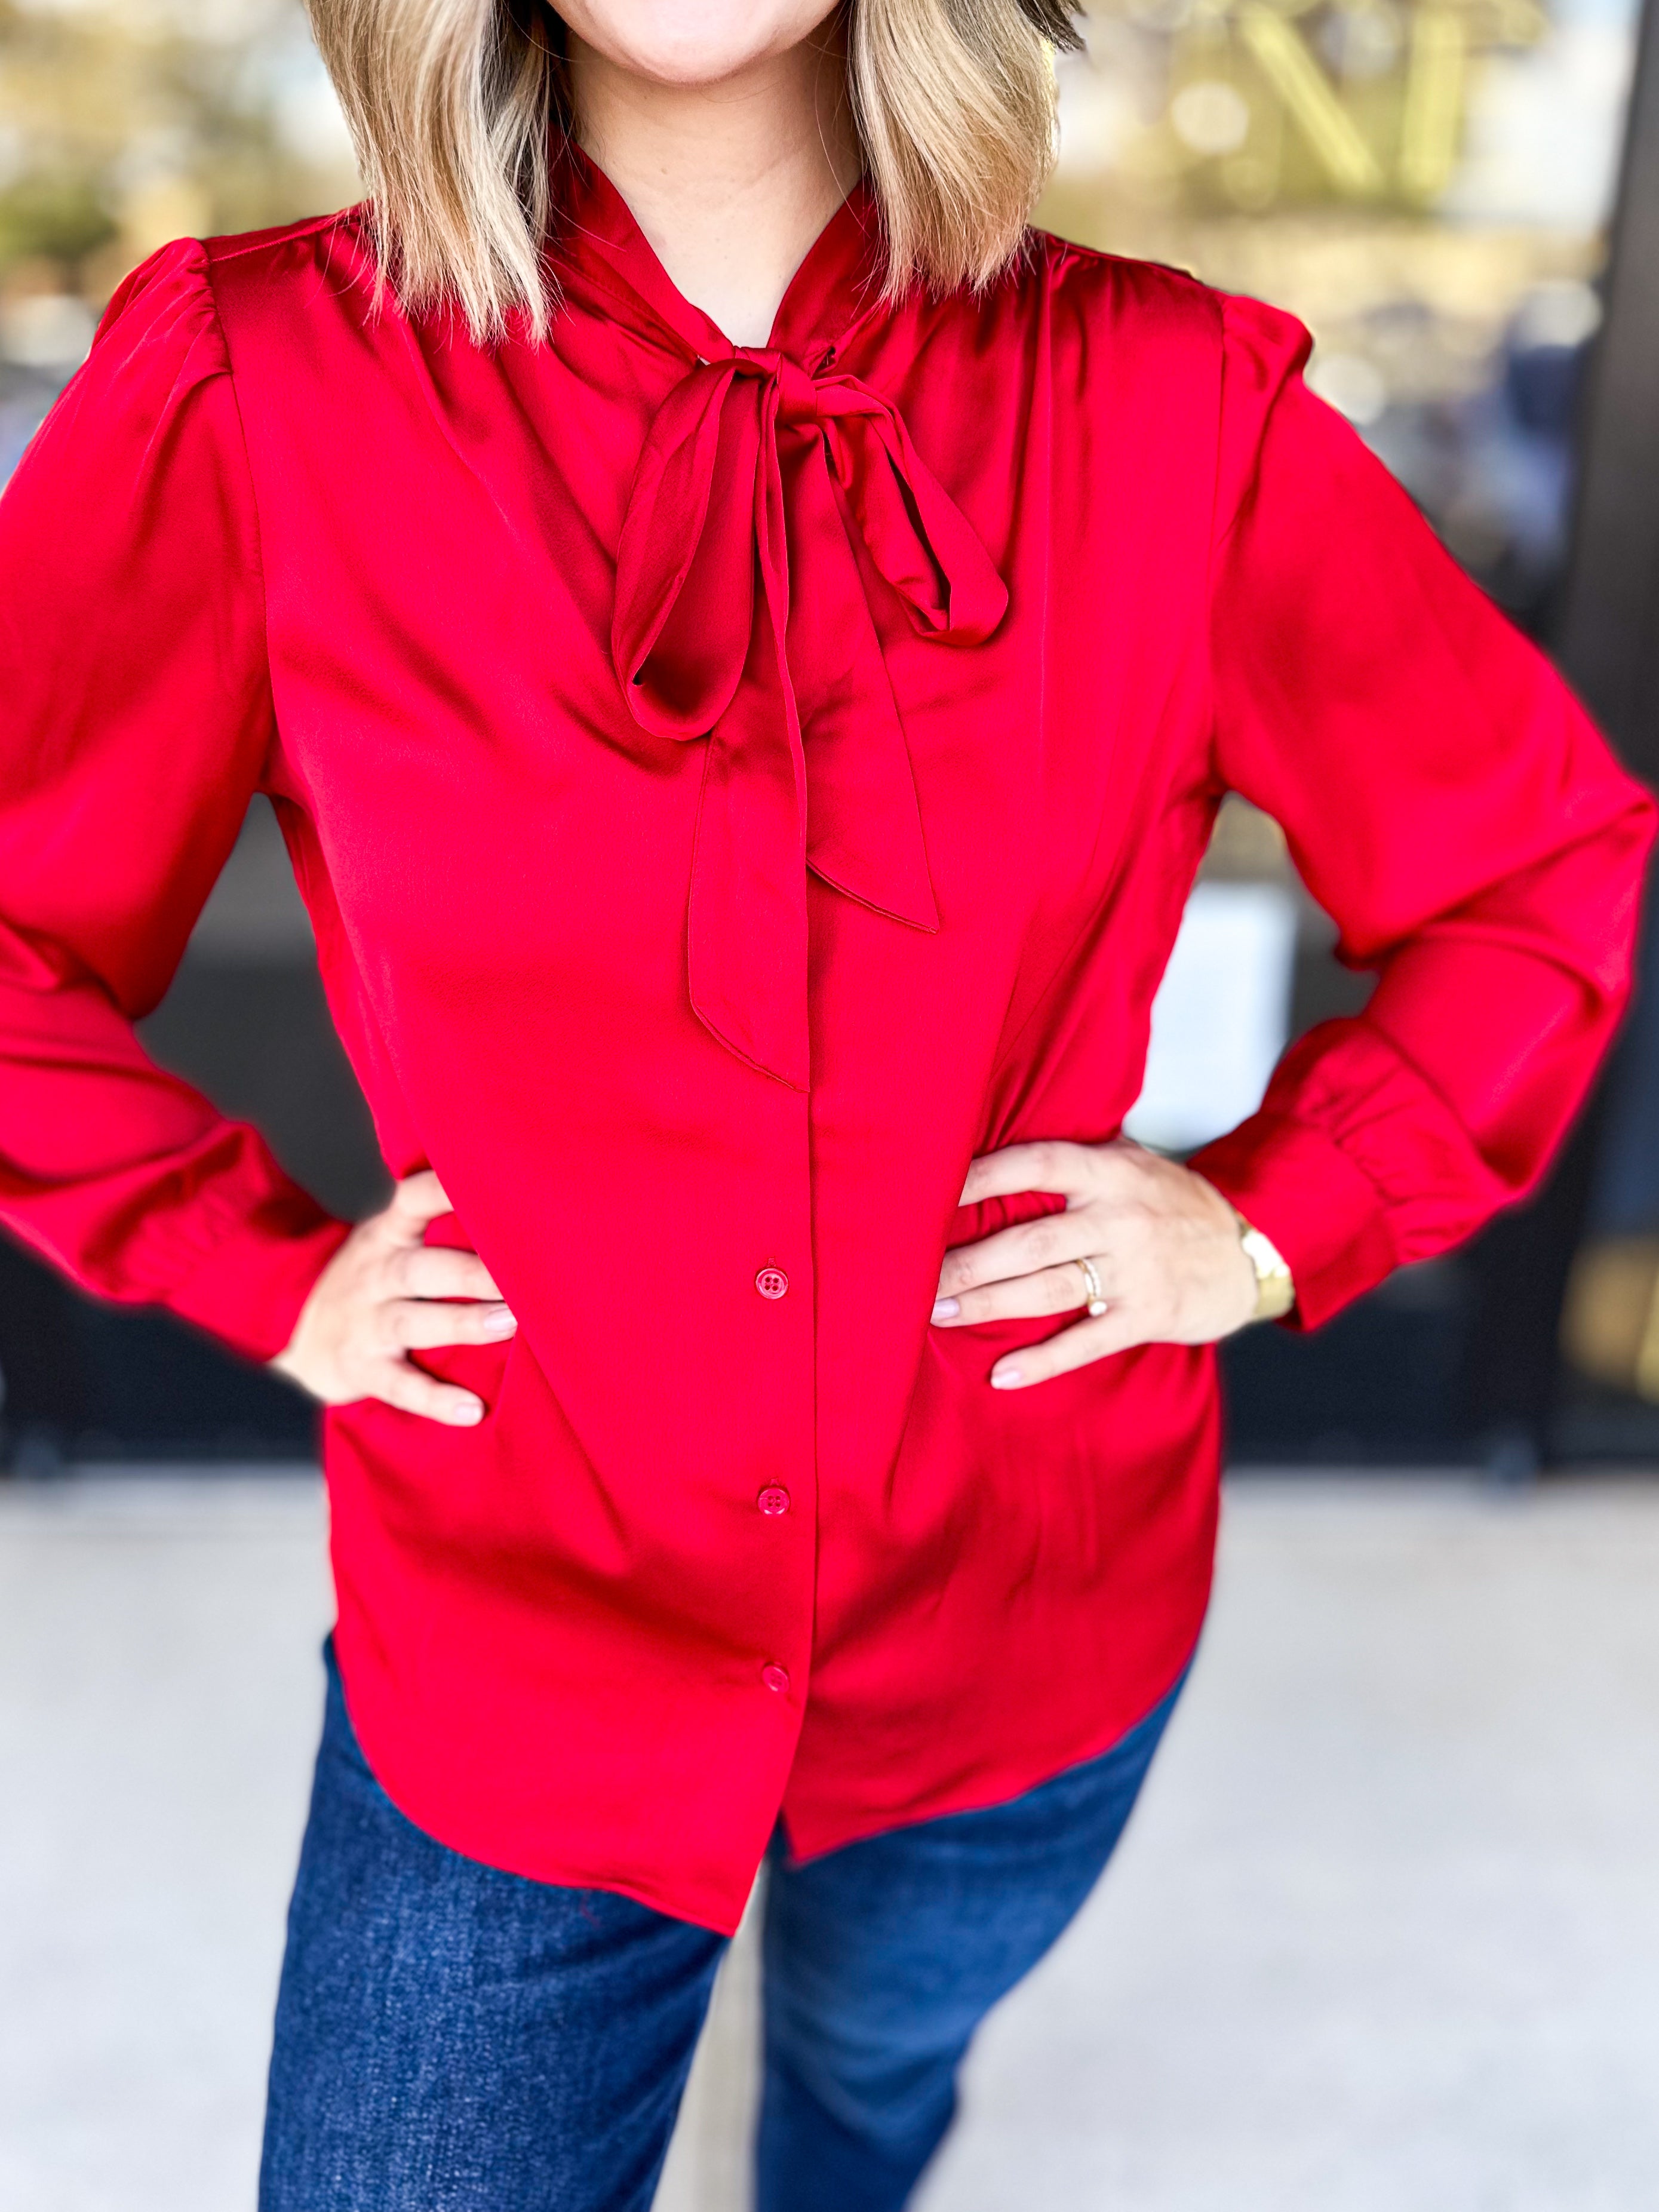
[1230,1206,1296,1323]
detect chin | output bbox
[559,0,843,85]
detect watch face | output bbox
[1243,1226,1289,1274]
[1238,1225,1295,1322]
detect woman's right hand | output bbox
[269,1169,516,1425]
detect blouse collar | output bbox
[548,142,886,368]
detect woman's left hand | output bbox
[931,1138,1260,1390]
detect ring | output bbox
[1076,1256,1108,1317]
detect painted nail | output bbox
[448,1399,485,1425]
[483,1305,518,1336]
[991,1366,1023,1389]
[931,1298,960,1323]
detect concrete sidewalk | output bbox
[2,1473,1658,2211]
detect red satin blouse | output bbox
[0,157,1650,1933]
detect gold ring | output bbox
[1076,1256,1108,1317]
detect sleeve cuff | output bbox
[164,1184,352,1365]
[1190,1111,1399,1331]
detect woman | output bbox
[0,0,1649,2204]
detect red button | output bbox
[757,1486,791,1517]
[755,1266,789,1300]
[762,1663,790,1695]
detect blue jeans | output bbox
[260,1642,1185,2211]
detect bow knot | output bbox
[612,346,1007,1087]
[733,346,818,426]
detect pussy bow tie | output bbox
[612,346,1008,1089]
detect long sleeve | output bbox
[0,239,350,1363]
[1190,293,1657,1328]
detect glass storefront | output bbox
[1040,0,1655,1463]
[1043,0,1636,629]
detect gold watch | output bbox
[1230,1206,1295,1323]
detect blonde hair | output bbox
[304,1,1077,341]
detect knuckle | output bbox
[1105,1206,1143,1254]
[1096,1149,1133,1194]
[1027,1218,1064,1266]
[383,1371,438,1417]
[358,1314,397,1363]
[1050,1322,1106,1377]
[1033,1142,1067,1188]
[376,1356,481,1428]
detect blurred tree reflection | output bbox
[1040,0,1636,629]
[0,0,357,469]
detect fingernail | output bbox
[448,1399,485,1425]
[931,1298,960,1323]
[483,1305,518,1336]
[991,1365,1023,1389]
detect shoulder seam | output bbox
[1025,226,1213,302]
[205,209,359,268]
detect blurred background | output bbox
[4,5,1659,2210]
[4,0,1659,1468]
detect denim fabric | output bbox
[260,1642,1184,2211]
[754,1675,1182,2211]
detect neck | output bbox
[565,26,861,347]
